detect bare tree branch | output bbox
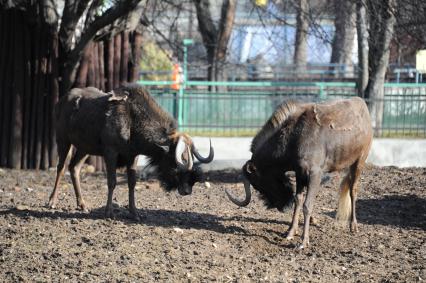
[60,0,145,93]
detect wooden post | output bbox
[120,31,129,84]
[9,12,24,168]
[113,33,121,88]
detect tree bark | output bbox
[194,0,217,82]
[194,0,237,84]
[330,0,356,78]
[213,0,236,83]
[356,0,369,97]
[364,0,397,136]
[293,0,309,78]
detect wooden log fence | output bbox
[0,8,143,170]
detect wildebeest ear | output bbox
[244,161,256,174]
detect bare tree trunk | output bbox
[356,0,369,97]
[194,0,237,87]
[194,0,216,82]
[213,0,236,83]
[330,0,356,78]
[364,0,397,136]
[293,0,309,78]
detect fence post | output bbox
[178,39,193,130]
[318,83,326,100]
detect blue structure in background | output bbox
[228,22,335,65]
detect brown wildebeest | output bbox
[48,85,214,220]
[226,97,373,248]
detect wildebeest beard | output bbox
[245,169,295,211]
[148,156,202,193]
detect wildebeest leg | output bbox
[286,181,305,240]
[127,156,140,221]
[349,160,363,233]
[69,150,89,212]
[104,152,118,218]
[300,171,321,249]
[48,142,71,209]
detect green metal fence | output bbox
[138,80,426,138]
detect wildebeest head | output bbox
[226,160,294,211]
[156,134,214,196]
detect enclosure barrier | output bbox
[137,80,426,138]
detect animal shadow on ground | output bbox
[356,194,426,230]
[0,205,296,248]
[136,167,243,185]
[200,169,244,184]
[324,194,426,230]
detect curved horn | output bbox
[186,145,193,170]
[175,136,187,169]
[225,178,252,207]
[175,136,193,170]
[191,139,214,163]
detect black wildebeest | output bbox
[48,85,214,219]
[226,97,373,248]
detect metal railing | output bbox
[138,80,426,138]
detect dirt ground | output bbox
[0,164,425,282]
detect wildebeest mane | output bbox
[118,84,178,143]
[251,100,299,153]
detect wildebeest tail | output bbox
[336,173,352,223]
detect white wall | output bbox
[138,137,426,170]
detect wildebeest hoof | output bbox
[297,244,305,250]
[285,229,298,240]
[47,199,57,209]
[350,222,358,233]
[78,202,89,213]
[80,207,90,213]
[285,232,296,240]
